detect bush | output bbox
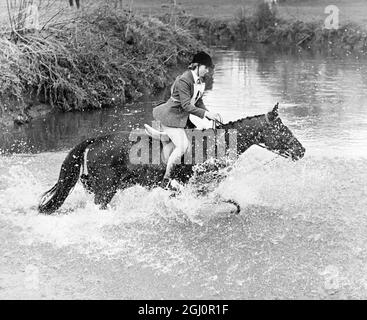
[0,5,204,112]
[254,2,277,30]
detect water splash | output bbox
[1,148,367,297]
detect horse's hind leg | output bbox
[94,170,132,210]
[92,169,122,210]
[94,188,117,210]
[80,174,93,193]
[79,171,118,209]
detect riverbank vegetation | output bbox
[1,0,367,126]
[169,2,367,52]
[0,2,204,125]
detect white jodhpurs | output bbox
[161,125,189,179]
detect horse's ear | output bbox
[272,102,279,116]
[267,102,279,121]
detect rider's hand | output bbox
[205,111,221,122]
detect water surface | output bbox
[1,45,367,299]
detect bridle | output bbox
[256,141,294,159]
[257,113,296,160]
[210,112,296,160]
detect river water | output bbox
[1,45,367,299]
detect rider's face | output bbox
[198,65,209,78]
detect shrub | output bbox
[254,2,277,30]
[0,5,204,112]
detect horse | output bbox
[38,103,305,214]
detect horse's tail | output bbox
[38,138,94,214]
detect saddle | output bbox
[144,124,170,142]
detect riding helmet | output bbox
[191,51,215,69]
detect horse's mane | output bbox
[220,113,265,128]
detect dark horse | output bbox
[38,104,305,214]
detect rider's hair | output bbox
[188,62,199,70]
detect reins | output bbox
[211,115,224,130]
[206,115,288,179]
[211,112,293,160]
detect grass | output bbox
[124,0,367,26]
[1,0,367,28]
[276,0,367,26]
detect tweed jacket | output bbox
[153,70,208,128]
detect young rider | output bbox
[152,51,222,188]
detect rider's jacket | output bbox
[153,70,207,128]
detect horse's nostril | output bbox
[290,146,305,161]
[297,147,305,160]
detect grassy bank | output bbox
[127,0,367,51]
[0,4,204,126]
[1,0,367,127]
[164,3,367,52]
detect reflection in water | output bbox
[205,46,367,158]
[0,101,155,154]
[1,45,367,299]
[1,45,367,158]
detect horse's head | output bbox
[257,103,305,161]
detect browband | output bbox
[265,113,278,124]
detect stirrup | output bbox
[161,178,182,192]
[160,177,171,189]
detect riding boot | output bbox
[160,177,181,192]
[160,177,171,189]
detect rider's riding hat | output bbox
[191,51,215,69]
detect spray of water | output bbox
[1,147,367,298]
